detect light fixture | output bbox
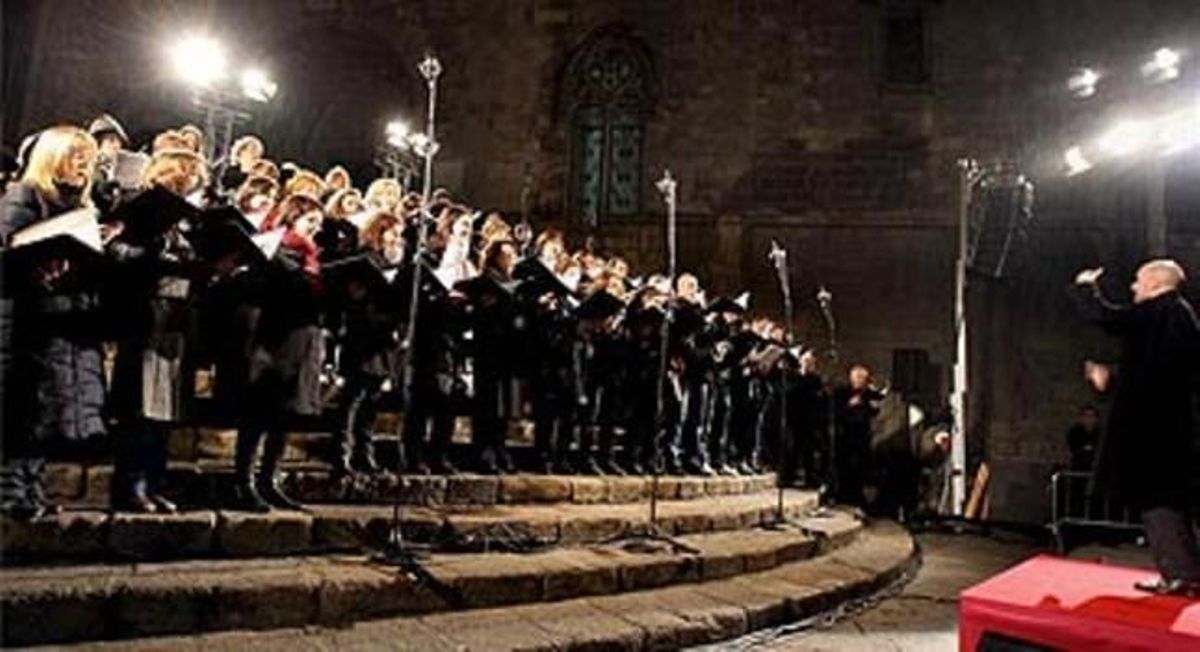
[240,68,277,102]
[1064,146,1092,176]
[169,34,228,87]
[386,119,411,148]
[1142,47,1181,82]
[1068,67,1100,98]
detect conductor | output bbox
[1072,260,1200,596]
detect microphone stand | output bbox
[609,170,697,555]
[816,286,838,510]
[765,240,793,527]
[375,57,456,598]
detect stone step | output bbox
[13,520,916,650]
[1,489,820,565]
[46,461,778,509]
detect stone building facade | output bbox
[5,0,1200,521]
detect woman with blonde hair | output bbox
[177,124,205,154]
[221,135,264,193]
[364,177,402,213]
[324,165,352,194]
[141,148,209,198]
[282,168,326,200]
[315,188,365,261]
[152,130,191,154]
[251,158,280,181]
[0,125,103,520]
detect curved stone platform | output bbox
[5,519,917,650]
[1,489,819,564]
[44,462,778,509]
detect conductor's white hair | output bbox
[1141,259,1187,285]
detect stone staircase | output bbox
[2,425,919,650]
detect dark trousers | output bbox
[403,384,453,470]
[235,422,288,487]
[112,419,169,504]
[336,375,381,470]
[707,381,734,469]
[1142,506,1200,582]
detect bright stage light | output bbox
[1064,146,1093,176]
[240,68,277,102]
[1068,68,1100,97]
[169,34,228,87]
[1097,120,1153,156]
[1142,47,1181,82]
[386,120,411,148]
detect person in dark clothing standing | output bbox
[0,126,106,521]
[832,364,884,508]
[791,349,828,488]
[1072,261,1200,595]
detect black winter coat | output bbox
[1072,284,1200,510]
[0,182,107,445]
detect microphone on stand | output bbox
[768,239,786,266]
[817,285,832,312]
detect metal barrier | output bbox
[1048,470,1143,553]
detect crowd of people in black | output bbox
[0,114,926,521]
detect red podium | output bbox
[960,555,1200,651]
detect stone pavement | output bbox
[725,531,1063,651]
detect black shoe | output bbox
[603,459,628,476]
[581,457,606,476]
[354,457,381,476]
[478,455,502,475]
[331,458,355,479]
[112,487,159,514]
[1135,577,1200,597]
[230,482,271,513]
[552,459,577,475]
[498,451,516,474]
[432,457,459,476]
[149,493,178,514]
[3,503,47,522]
[259,478,305,511]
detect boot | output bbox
[353,441,381,475]
[257,431,305,511]
[581,455,606,476]
[602,457,628,476]
[230,428,270,512]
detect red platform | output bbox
[960,555,1200,652]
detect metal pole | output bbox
[650,169,677,526]
[950,158,976,518]
[384,54,442,569]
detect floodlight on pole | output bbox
[1142,47,1181,82]
[169,34,228,87]
[386,119,412,148]
[1068,67,1100,98]
[1064,145,1093,175]
[240,68,277,103]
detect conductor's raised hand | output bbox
[1074,267,1104,286]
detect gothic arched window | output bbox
[563,30,654,221]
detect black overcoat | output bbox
[1072,284,1200,510]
